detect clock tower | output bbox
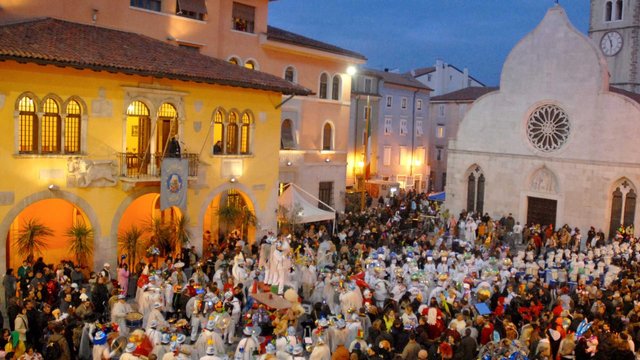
[589,0,640,92]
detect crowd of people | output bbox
[1,189,640,360]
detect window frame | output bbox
[331,75,341,101]
[399,118,408,136]
[384,116,393,135]
[401,97,407,109]
[130,0,162,12]
[383,146,391,166]
[284,66,296,83]
[319,73,329,99]
[386,96,392,108]
[436,125,445,139]
[416,99,422,111]
[232,2,256,33]
[322,122,333,151]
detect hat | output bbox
[287,344,304,355]
[206,320,216,330]
[153,302,163,309]
[125,343,136,353]
[243,326,254,336]
[206,346,216,356]
[287,326,296,336]
[150,320,158,329]
[117,294,126,300]
[317,318,329,327]
[336,318,346,329]
[104,263,111,268]
[176,334,186,344]
[174,262,185,269]
[224,291,233,300]
[71,283,78,289]
[161,334,171,344]
[265,343,276,354]
[79,293,89,302]
[94,331,107,345]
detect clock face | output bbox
[601,31,623,56]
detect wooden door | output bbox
[526,197,557,227]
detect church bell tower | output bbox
[589,0,640,93]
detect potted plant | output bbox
[66,222,94,267]
[217,204,241,236]
[15,218,53,261]
[145,217,172,256]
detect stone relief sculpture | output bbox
[531,167,555,193]
[67,157,117,187]
[91,87,113,117]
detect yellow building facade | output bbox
[0,18,308,273]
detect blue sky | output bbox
[269,1,590,86]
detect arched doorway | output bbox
[203,189,256,249]
[116,193,184,271]
[6,199,94,271]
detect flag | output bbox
[160,158,188,211]
[364,102,372,180]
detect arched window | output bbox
[65,100,81,154]
[157,103,178,156]
[18,95,37,154]
[240,112,252,154]
[126,101,151,174]
[284,66,296,82]
[228,57,240,65]
[319,73,328,99]
[41,98,61,154]
[244,60,257,70]
[609,179,636,239]
[213,109,225,154]
[281,119,295,150]
[605,1,613,21]
[322,123,333,151]
[616,0,623,20]
[331,75,341,100]
[466,165,485,214]
[226,111,239,154]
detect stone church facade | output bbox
[445,5,640,237]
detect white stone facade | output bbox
[446,5,640,235]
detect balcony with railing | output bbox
[117,152,199,180]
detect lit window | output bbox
[331,75,341,100]
[319,73,328,99]
[18,95,37,154]
[399,146,407,166]
[226,111,239,154]
[213,109,225,154]
[228,57,240,65]
[130,0,161,12]
[244,60,257,70]
[65,100,81,154]
[41,98,61,154]
[232,2,255,33]
[436,125,445,138]
[284,66,295,82]
[240,112,252,154]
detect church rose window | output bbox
[526,104,570,152]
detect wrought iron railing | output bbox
[117,152,199,178]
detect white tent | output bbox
[278,183,335,223]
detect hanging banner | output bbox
[160,158,188,211]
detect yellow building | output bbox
[0,18,309,273]
[1,0,367,214]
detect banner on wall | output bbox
[160,158,188,211]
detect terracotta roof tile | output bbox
[267,26,366,60]
[362,68,431,91]
[0,18,311,95]
[431,86,498,102]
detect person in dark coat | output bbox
[91,277,109,318]
[456,328,477,359]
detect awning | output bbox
[177,0,207,14]
[278,183,335,223]
[427,191,446,202]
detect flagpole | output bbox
[361,94,370,212]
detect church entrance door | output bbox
[527,196,557,227]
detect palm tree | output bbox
[145,217,172,255]
[118,225,144,270]
[238,206,257,238]
[217,204,241,236]
[66,222,94,266]
[172,215,191,254]
[15,218,54,260]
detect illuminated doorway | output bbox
[203,189,256,248]
[6,199,93,271]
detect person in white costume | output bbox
[234,326,259,360]
[111,295,132,337]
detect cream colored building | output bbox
[446,5,640,237]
